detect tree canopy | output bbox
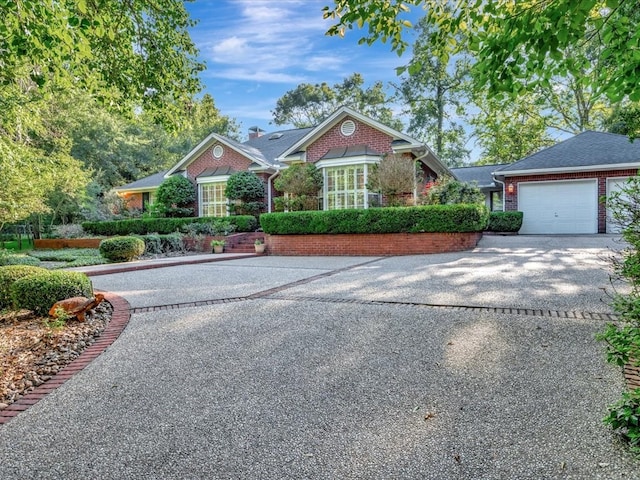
[271,73,402,130]
[323,1,640,104]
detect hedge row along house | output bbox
[114,106,449,216]
[116,107,640,235]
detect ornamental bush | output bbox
[0,265,48,310]
[99,236,145,262]
[486,211,523,232]
[155,176,196,218]
[11,270,93,316]
[82,216,257,236]
[260,204,488,235]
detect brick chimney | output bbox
[248,126,265,140]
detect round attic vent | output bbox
[340,120,356,136]
[212,145,224,158]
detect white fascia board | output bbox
[166,134,268,176]
[315,155,381,169]
[196,175,232,184]
[277,106,423,160]
[496,162,640,177]
[279,151,306,163]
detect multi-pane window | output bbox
[325,165,366,210]
[201,182,228,217]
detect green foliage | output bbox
[324,1,640,103]
[421,176,485,205]
[11,271,93,316]
[135,233,185,255]
[603,388,640,453]
[599,173,640,453]
[271,73,403,130]
[155,176,196,218]
[0,250,41,267]
[367,154,422,206]
[486,212,524,233]
[225,172,266,217]
[260,205,488,235]
[0,265,49,310]
[99,236,145,262]
[82,216,255,236]
[274,164,324,211]
[398,16,471,166]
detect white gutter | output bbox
[492,174,506,212]
[499,162,640,177]
[267,169,281,213]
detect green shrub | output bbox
[135,233,185,255]
[486,211,524,232]
[155,175,196,217]
[82,216,257,236]
[260,205,488,235]
[604,388,640,453]
[0,265,48,310]
[421,176,485,205]
[99,236,145,262]
[11,270,93,316]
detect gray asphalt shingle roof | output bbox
[498,131,640,172]
[114,170,169,191]
[450,164,509,188]
[244,127,315,165]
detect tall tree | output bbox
[398,16,470,166]
[2,0,204,127]
[470,92,555,165]
[272,73,402,130]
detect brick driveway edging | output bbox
[0,291,131,425]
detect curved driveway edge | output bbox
[0,292,131,425]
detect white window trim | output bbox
[198,177,230,217]
[322,163,370,210]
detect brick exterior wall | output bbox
[265,232,483,256]
[306,116,395,162]
[504,169,638,233]
[185,143,264,215]
[125,193,143,211]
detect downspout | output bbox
[492,174,506,212]
[267,168,280,213]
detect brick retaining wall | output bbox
[265,232,482,256]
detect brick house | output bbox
[492,131,640,234]
[115,106,449,215]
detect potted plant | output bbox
[211,239,225,254]
[254,238,266,254]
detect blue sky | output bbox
[184,0,421,138]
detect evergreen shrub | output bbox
[0,265,48,310]
[260,205,488,235]
[11,270,93,315]
[99,236,145,262]
[486,211,524,232]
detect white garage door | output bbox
[606,176,631,233]
[518,180,598,234]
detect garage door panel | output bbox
[518,180,598,234]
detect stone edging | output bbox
[0,291,131,426]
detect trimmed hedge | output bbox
[135,233,185,255]
[260,205,489,235]
[11,270,93,315]
[0,265,48,310]
[486,211,523,232]
[82,216,257,236]
[99,236,146,262]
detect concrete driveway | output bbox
[0,235,638,479]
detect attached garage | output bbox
[518,180,598,234]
